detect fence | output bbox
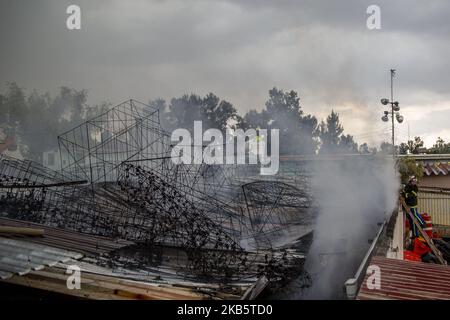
[418,191,450,226]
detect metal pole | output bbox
[407,121,410,141]
[390,69,395,156]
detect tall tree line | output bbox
[2,83,373,162]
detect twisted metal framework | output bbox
[0,99,314,284]
[58,99,168,184]
[0,155,86,224]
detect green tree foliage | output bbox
[319,110,360,154]
[202,93,238,131]
[398,142,409,155]
[1,82,28,128]
[265,88,314,155]
[239,88,319,155]
[1,84,239,162]
[407,136,424,154]
[397,156,424,184]
[397,136,425,155]
[2,83,375,161]
[298,114,320,154]
[428,137,450,154]
[0,83,104,162]
[166,94,203,132]
[158,93,238,133]
[339,134,359,153]
[238,109,270,131]
[319,110,343,153]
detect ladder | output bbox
[400,197,447,265]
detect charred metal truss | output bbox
[0,99,313,284]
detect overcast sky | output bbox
[1,0,450,147]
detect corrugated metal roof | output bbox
[0,217,133,256]
[357,256,450,300]
[0,237,83,280]
[2,263,216,300]
[0,240,248,300]
[424,162,450,176]
[0,223,256,300]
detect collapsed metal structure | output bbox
[0,99,313,284]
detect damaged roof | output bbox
[0,217,133,256]
[0,237,83,280]
[0,218,251,300]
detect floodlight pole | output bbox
[381,69,402,157]
[391,69,395,156]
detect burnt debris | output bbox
[0,99,314,285]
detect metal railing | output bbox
[344,218,387,299]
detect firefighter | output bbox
[402,176,426,239]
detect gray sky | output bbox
[1,0,450,147]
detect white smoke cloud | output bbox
[300,155,399,299]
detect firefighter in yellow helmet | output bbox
[402,176,426,239]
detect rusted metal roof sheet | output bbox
[424,162,450,176]
[0,237,83,280]
[0,217,133,256]
[357,256,450,300]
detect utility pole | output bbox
[391,69,395,153]
[381,69,403,156]
[407,121,410,141]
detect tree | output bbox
[239,88,319,155]
[0,93,5,125]
[299,114,320,154]
[265,88,303,126]
[202,93,238,131]
[1,82,28,132]
[359,142,370,154]
[21,91,55,161]
[147,98,169,130]
[398,142,409,155]
[264,88,304,155]
[238,109,270,131]
[165,94,203,132]
[380,141,394,154]
[339,134,358,153]
[24,87,90,161]
[319,110,344,154]
[406,136,424,154]
[0,84,92,162]
[428,137,450,154]
[164,93,238,133]
[397,137,425,155]
[397,156,424,184]
[85,101,112,120]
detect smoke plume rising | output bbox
[300,155,399,299]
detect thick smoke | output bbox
[300,155,399,299]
